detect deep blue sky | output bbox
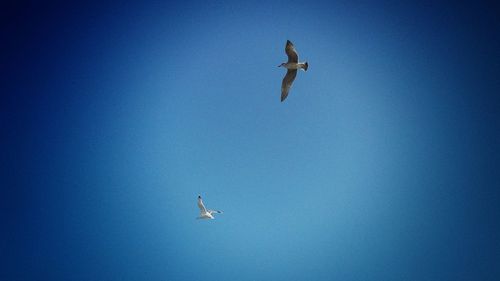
[2,1,500,280]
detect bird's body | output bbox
[278,40,308,102]
[199,211,215,220]
[281,62,309,70]
[197,195,222,220]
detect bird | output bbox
[196,195,223,220]
[278,40,308,102]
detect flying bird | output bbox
[197,195,223,220]
[278,40,308,102]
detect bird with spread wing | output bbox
[196,195,223,220]
[278,40,309,102]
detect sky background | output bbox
[2,1,500,280]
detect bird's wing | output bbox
[208,210,223,214]
[197,196,207,213]
[281,69,297,102]
[285,40,299,63]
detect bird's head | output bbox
[278,63,285,67]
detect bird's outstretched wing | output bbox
[281,69,297,102]
[285,40,299,63]
[208,210,223,214]
[197,196,207,213]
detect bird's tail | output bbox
[303,62,308,71]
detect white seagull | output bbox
[197,195,222,220]
[278,40,308,102]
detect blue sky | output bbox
[2,1,500,280]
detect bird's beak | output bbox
[278,64,282,67]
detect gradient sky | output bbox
[2,1,500,280]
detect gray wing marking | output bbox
[285,40,299,63]
[281,69,297,102]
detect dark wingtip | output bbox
[198,195,201,199]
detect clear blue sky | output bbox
[3,1,499,280]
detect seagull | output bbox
[278,40,308,102]
[197,195,222,220]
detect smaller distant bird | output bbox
[278,40,308,102]
[197,195,223,220]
